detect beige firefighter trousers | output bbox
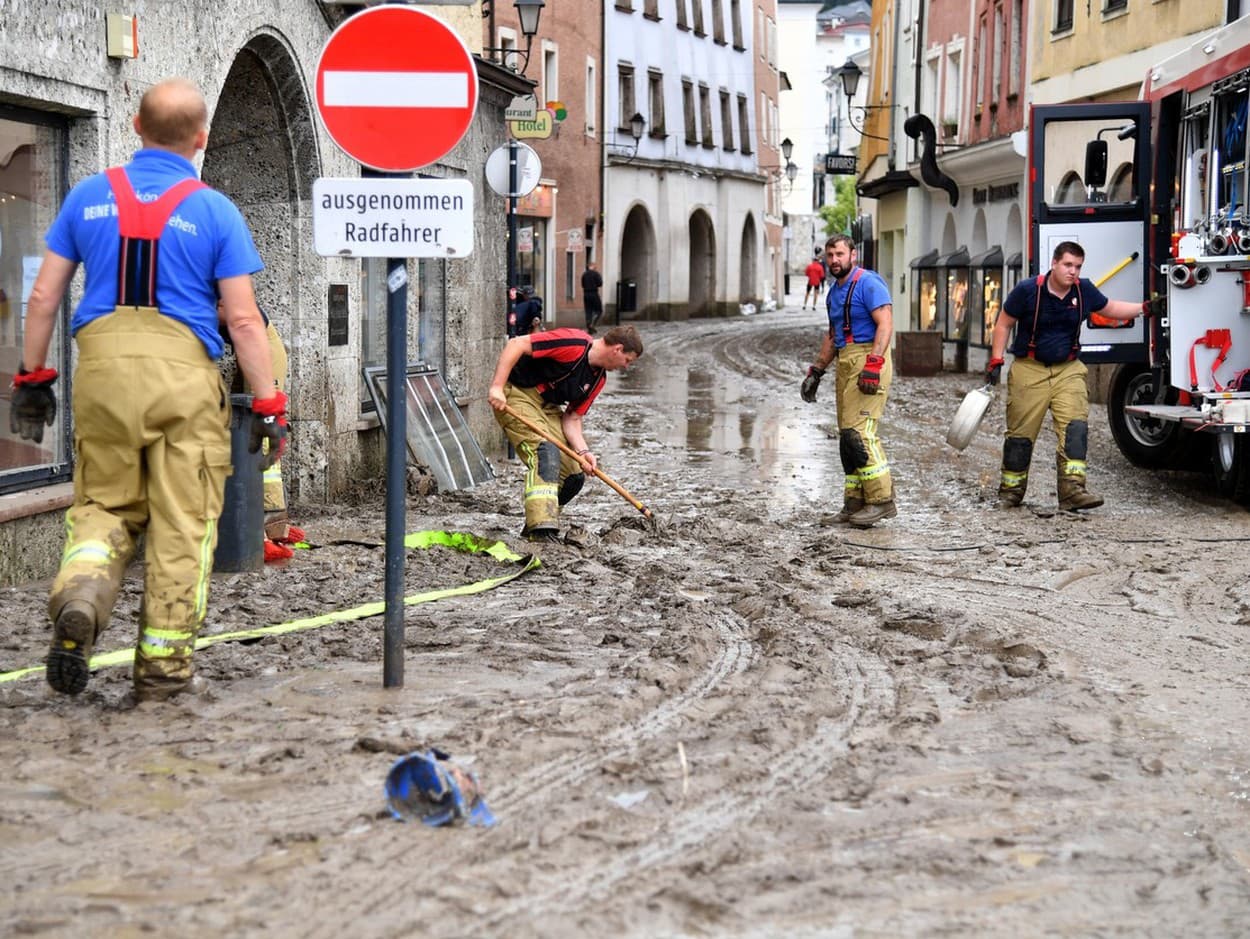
[1004,356,1090,472]
[493,384,582,531]
[49,307,232,697]
[835,342,894,504]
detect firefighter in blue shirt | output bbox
[14,78,284,701]
[799,234,897,528]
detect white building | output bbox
[603,0,768,317]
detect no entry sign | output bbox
[315,7,480,172]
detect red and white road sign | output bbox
[315,6,479,172]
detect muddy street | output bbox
[3,306,1250,937]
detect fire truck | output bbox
[1029,15,1250,501]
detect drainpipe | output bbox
[598,3,607,281]
[911,0,925,168]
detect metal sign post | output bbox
[314,5,478,689]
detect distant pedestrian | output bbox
[514,286,544,335]
[803,252,826,310]
[581,262,604,333]
[14,77,284,702]
[799,234,896,528]
[987,240,1149,510]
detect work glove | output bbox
[1142,296,1165,318]
[800,365,825,403]
[249,390,288,471]
[10,367,58,444]
[985,356,1005,386]
[857,354,885,395]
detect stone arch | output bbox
[619,202,657,316]
[971,208,988,254]
[739,212,758,304]
[202,30,320,321]
[688,208,716,316]
[1056,170,1085,204]
[941,213,958,254]
[1109,162,1134,203]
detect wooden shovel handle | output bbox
[501,403,654,519]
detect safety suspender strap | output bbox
[841,267,865,342]
[1027,273,1083,362]
[105,167,208,308]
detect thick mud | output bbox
[3,306,1250,937]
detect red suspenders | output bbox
[104,167,207,308]
[1026,272,1083,362]
[837,267,865,344]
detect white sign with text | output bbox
[313,177,474,258]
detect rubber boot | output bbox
[1057,473,1103,511]
[46,600,98,695]
[848,499,897,528]
[997,481,1026,508]
[830,495,865,524]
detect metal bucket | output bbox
[946,385,995,450]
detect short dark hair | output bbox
[1052,241,1085,262]
[825,234,855,253]
[602,325,643,356]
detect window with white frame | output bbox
[585,58,597,136]
[684,80,697,143]
[976,16,987,109]
[992,4,1003,101]
[1055,0,1074,31]
[543,44,558,108]
[737,94,752,153]
[699,83,714,147]
[648,69,666,135]
[618,63,635,129]
[944,46,962,130]
[1009,0,1021,95]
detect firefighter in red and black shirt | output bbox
[488,325,644,541]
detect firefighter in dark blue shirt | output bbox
[986,241,1148,510]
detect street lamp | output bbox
[608,111,647,163]
[483,0,546,74]
[825,58,893,143]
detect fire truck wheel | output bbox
[1107,364,1184,469]
[1209,434,1250,505]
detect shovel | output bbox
[500,403,655,522]
[946,384,995,451]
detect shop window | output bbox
[969,246,1003,347]
[0,109,69,494]
[937,246,970,341]
[910,249,940,331]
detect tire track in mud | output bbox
[304,613,760,939]
[478,643,896,926]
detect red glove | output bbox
[249,390,288,470]
[857,354,885,394]
[10,367,58,444]
[985,356,1005,385]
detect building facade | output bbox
[604,0,769,319]
[0,2,525,582]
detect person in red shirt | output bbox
[803,251,827,310]
[487,325,643,542]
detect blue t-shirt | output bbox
[825,266,892,348]
[44,148,263,360]
[1003,275,1109,365]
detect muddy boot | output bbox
[46,600,97,695]
[997,484,1026,509]
[520,524,560,543]
[829,495,865,524]
[848,500,897,529]
[1058,474,1103,511]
